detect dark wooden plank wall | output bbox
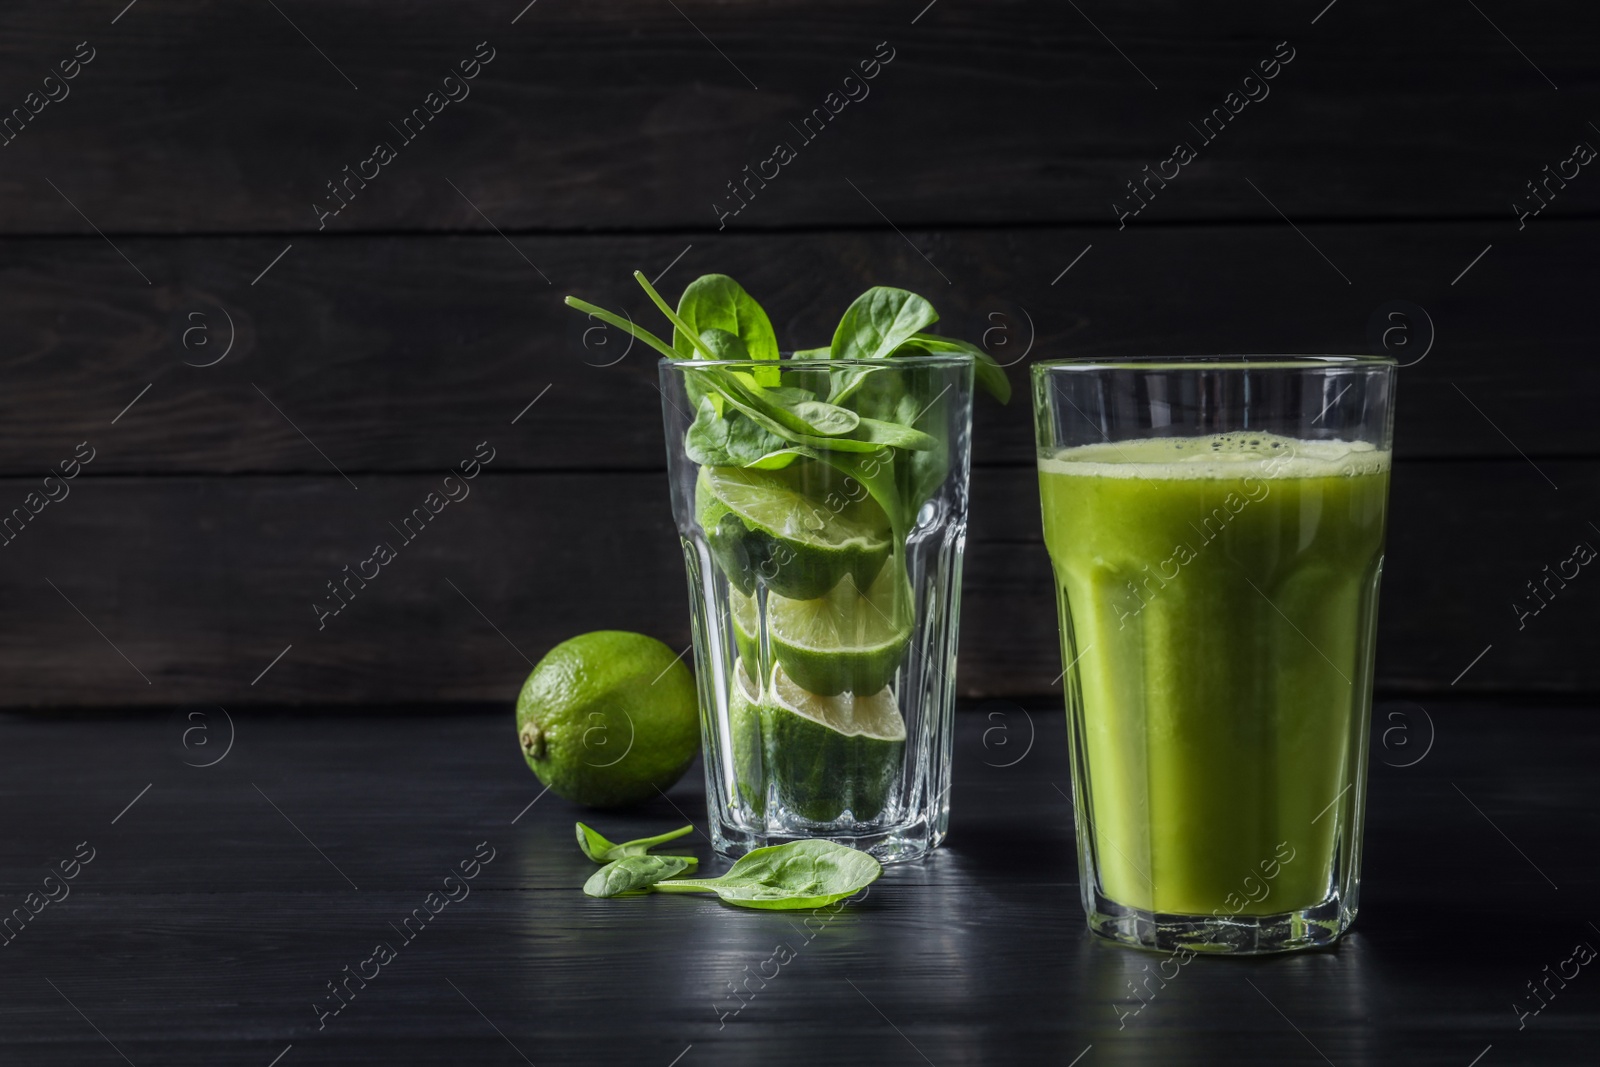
[1,1,1596,230]
[1,1,1596,705]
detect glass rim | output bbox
[661,353,975,370]
[1032,354,1396,372]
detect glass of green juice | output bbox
[1032,356,1396,954]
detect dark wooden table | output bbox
[2,701,1594,1066]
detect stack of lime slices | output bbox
[731,658,906,823]
[700,457,912,825]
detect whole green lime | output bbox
[515,631,700,808]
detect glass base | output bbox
[712,815,945,866]
[1087,887,1355,955]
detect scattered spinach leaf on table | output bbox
[574,822,695,863]
[573,827,879,910]
[583,854,699,898]
[650,840,881,910]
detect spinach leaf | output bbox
[633,271,719,360]
[902,411,951,514]
[583,854,699,898]
[834,374,952,526]
[907,332,1012,404]
[851,415,936,452]
[685,397,791,468]
[698,327,751,361]
[718,371,861,438]
[830,338,939,404]
[650,839,881,910]
[675,274,781,387]
[828,291,934,402]
[563,296,680,361]
[828,365,890,415]
[830,287,939,361]
[742,447,812,471]
[793,401,860,436]
[565,274,988,531]
[575,822,696,864]
[751,383,819,407]
[828,365,882,406]
[752,411,922,455]
[708,383,876,454]
[699,370,933,456]
[807,447,904,534]
[575,822,618,862]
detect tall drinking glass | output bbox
[662,355,974,863]
[1032,356,1396,953]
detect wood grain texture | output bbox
[0,707,1593,1064]
[1,3,1594,707]
[0,2,1595,232]
[2,221,1596,477]
[0,461,1589,706]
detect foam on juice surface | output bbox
[1038,430,1390,480]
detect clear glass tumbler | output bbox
[1032,356,1396,953]
[660,355,974,863]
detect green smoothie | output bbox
[1039,431,1389,918]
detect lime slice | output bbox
[731,563,913,697]
[697,462,891,600]
[764,663,905,823]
